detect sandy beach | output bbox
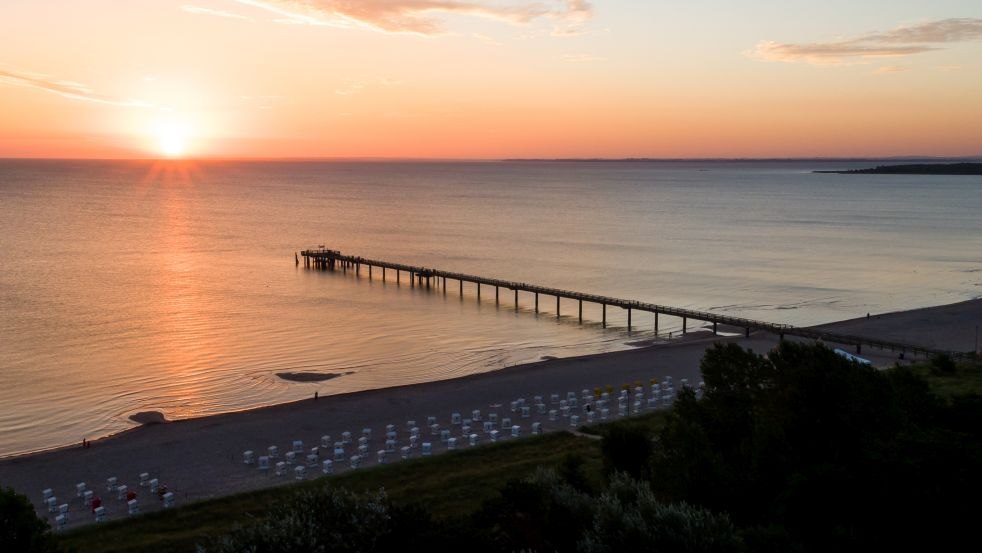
[2,299,978,529]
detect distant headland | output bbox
[816,163,982,175]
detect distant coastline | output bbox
[815,162,982,175]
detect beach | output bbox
[3,298,977,529]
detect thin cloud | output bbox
[0,67,153,108]
[233,0,593,34]
[748,17,982,65]
[873,65,909,75]
[181,5,253,20]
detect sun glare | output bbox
[155,121,190,158]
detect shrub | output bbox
[0,486,60,553]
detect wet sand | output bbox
[2,300,976,529]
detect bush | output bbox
[0,486,60,553]
[600,423,653,480]
[930,353,957,375]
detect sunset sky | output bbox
[1,1,981,159]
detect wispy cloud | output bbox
[748,17,982,65]
[335,76,401,96]
[232,0,592,34]
[873,65,909,75]
[562,53,604,63]
[0,67,153,107]
[182,5,253,20]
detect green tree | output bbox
[0,486,60,553]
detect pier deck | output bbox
[300,248,964,359]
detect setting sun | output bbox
[156,121,190,158]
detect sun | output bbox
[155,120,190,158]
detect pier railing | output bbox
[300,248,967,359]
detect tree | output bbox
[0,486,60,553]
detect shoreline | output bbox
[2,299,978,529]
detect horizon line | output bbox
[2,155,981,163]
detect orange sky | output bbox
[1,1,981,159]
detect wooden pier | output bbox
[300,248,964,359]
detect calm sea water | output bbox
[1,159,980,456]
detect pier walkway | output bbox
[300,248,964,359]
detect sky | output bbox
[1,0,981,159]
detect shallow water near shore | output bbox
[1,159,980,456]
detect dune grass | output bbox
[58,431,603,553]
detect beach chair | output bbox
[568,397,578,408]
[83,490,93,506]
[127,499,139,516]
[587,412,595,423]
[511,425,521,438]
[322,459,334,474]
[451,411,462,425]
[447,437,458,450]
[510,400,519,412]
[618,405,627,417]
[55,514,67,531]
[292,440,304,454]
[333,442,345,460]
[116,485,127,501]
[385,423,396,434]
[267,445,279,459]
[406,419,417,430]
[341,431,352,444]
[483,421,494,433]
[294,465,306,480]
[421,442,432,456]
[440,429,451,443]
[461,423,471,436]
[429,423,440,436]
[647,397,659,410]
[59,503,69,520]
[285,451,296,465]
[149,479,158,494]
[550,393,560,404]
[362,428,372,441]
[321,434,332,449]
[243,450,254,465]
[570,415,580,427]
[471,409,482,422]
[426,415,437,426]
[350,455,361,469]
[548,409,557,421]
[306,453,319,468]
[469,433,480,446]
[537,402,547,414]
[400,445,412,460]
[488,412,498,424]
[409,435,418,448]
[74,482,85,498]
[106,477,117,492]
[501,417,512,430]
[162,492,175,509]
[43,488,53,503]
[358,435,369,448]
[560,405,570,418]
[310,446,319,459]
[385,439,397,453]
[377,449,387,464]
[532,422,543,435]
[410,426,420,438]
[521,406,531,418]
[490,430,499,443]
[94,505,106,522]
[633,400,642,414]
[139,472,150,487]
[274,461,286,476]
[258,455,270,474]
[357,444,369,457]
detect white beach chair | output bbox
[587,412,595,423]
[106,477,117,492]
[521,406,531,418]
[548,409,557,421]
[268,445,279,459]
[410,426,420,438]
[55,514,67,531]
[94,505,106,521]
[426,415,437,426]
[409,434,419,448]
[510,400,519,412]
[75,482,86,498]
[570,415,580,427]
[294,465,306,480]
[601,408,610,420]
[469,433,480,446]
[421,442,432,456]
[306,453,319,468]
[357,444,369,457]
[430,423,440,436]
[483,421,494,434]
[275,461,286,476]
[385,439,397,453]
[116,485,127,501]
[532,422,543,435]
[59,503,69,520]
[149,478,158,494]
[406,419,417,430]
[341,431,352,444]
[400,445,412,460]
[322,459,334,474]
[292,440,304,454]
[537,402,547,414]
[471,409,482,422]
[162,492,175,509]
[358,435,369,448]
[258,455,270,474]
[451,411,462,425]
[83,490,93,506]
[42,488,53,503]
[310,446,320,459]
[488,412,498,424]
[490,429,500,442]
[386,430,397,442]
[285,451,296,465]
[560,406,570,418]
[243,450,255,465]
[550,393,560,404]
[511,425,521,438]
[385,423,396,434]
[618,405,627,417]
[377,449,387,464]
[440,429,451,443]
[321,434,332,449]
[447,437,458,450]
[139,472,150,487]
[127,499,139,516]
[350,455,361,469]
[362,428,372,441]
[501,417,512,430]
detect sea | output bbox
[1,159,980,457]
